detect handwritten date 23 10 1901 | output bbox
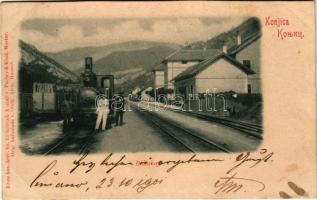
[29,159,165,193]
[29,149,273,195]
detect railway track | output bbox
[78,130,98,154]
[173,110,263,139]
[42,128,96,156]
[139,101,263,140]
[135,106,230,153]
[179,111,262,139]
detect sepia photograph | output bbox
[2,2,316,199]
[18,17,263,155]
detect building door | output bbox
[248,84,252,94]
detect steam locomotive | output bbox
[71,57,115,129]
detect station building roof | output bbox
[164,49,221,62]
[172,52,255,82]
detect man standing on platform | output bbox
[95,97,110,131]
[61,94,74,132]
[115,92,125,126]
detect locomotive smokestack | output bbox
[85,57,93,71]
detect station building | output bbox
[161,49,221,90]
[152,65,165,90]
[19,40,79,117]
[158,30,262,98]
[228,32,262,94]
[172,52,255,98]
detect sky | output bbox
[21,17,247,52]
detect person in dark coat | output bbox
[115,92,125,126]
[61,95,74,131]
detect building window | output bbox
[248,84,252,94]
[181,60,188,64]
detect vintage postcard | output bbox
[1,1,316,199]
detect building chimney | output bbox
[243,60,251,69]
[85,57,93,71]
[222,45,227,54]
[236,31,241,45]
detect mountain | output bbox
[45,41,180,72]
[113,70,154,94]
[19,40,79,84]
[91,45,177,93]
[184,17,261,50]
[92,45,176,74]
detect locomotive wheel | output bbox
[72,114,96,130]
